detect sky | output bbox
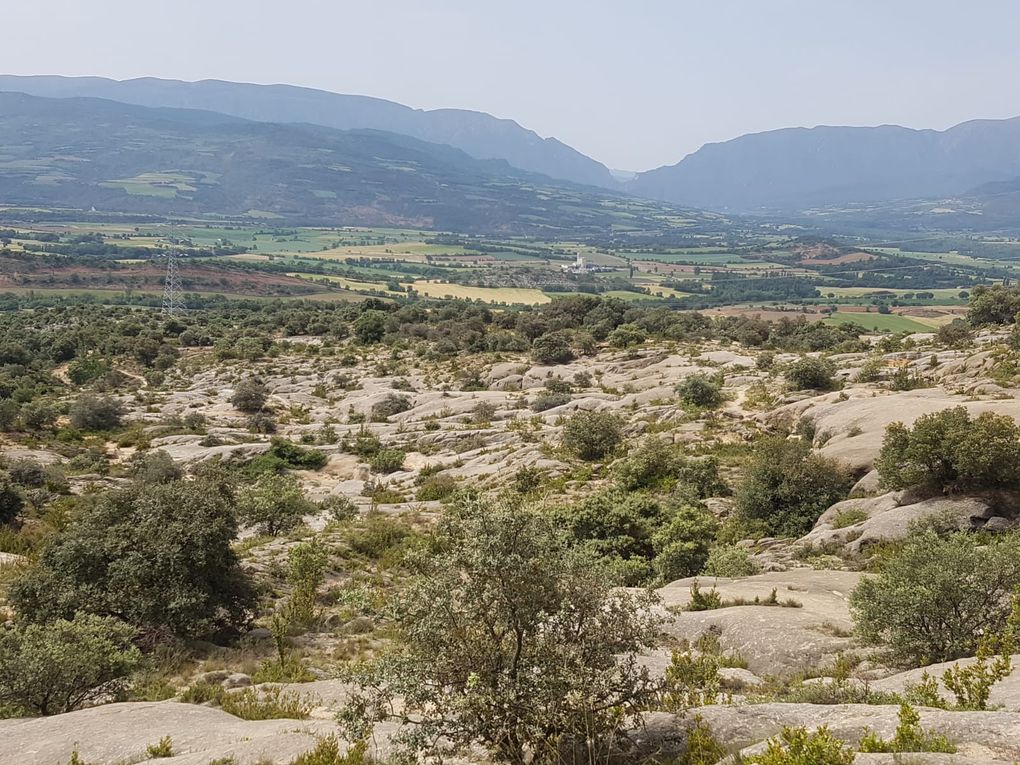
[3,0,1020,171]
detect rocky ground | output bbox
[5,329,1020,763]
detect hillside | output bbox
[631,117,1020,211]
[0,92,702,235]
[0,74,616,189]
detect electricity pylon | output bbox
[161,250,186,317]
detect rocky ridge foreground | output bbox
[5,332,1020,762]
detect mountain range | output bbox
[0,91,708,235]
[0,75,616,190]
[2,74,1020,219]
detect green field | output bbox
[823,311,933,333]
[411,281,551,305]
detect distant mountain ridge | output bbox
[0,91,704,235]
[0,74,616,189]
[630,118,1020,211]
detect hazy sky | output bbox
[3,1,1019,171]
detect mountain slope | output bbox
[631,118,1020,211]
[0,74,616,189]
[0,91,699,235]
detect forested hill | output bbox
[0,91,712,236]
[0,74,617,189]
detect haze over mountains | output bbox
[2,74,1020,219]
[0,75,617,190]
[0,91,704,235]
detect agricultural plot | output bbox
[823,311,933,334]
[410,281,551,304]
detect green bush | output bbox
[369,448,406,474]
[69,394,124,431]
[9,481,256,641]
[735,438,852,537]
[530,391,571,412]
[876,407,1020,492]
[786,357,836,391]
[415,474,458,501]
[231,379,268,413]
[676,374,724,409]
[858,703,955,753]
[0,614,141,716]
[550,490,716,585]
[850,531,1020,666]
[745,726,854,765]
[967,284,1020,325]
[561,410,623,461]
[702,545,759,577]
[0,479,24,526]
[531,331,575,365]
[237,473,314,535]
[370,394,412,422]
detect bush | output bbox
[967,284,1020,325]
[935,319,973,347]
[129,450,183,485]
[530,391,571,412]
[850,531,1020,666]
[735,438,852,537]
[237,473,314,535]
[786,357,836,391]
[858,703,955,753]
[0,479,24,526]
[370,394,412,422]
[876,407,1020,492]
[702,545,759,577]
[676,374,724,409]
[531,331,575,365]
[0,614,141,716]
[266,438,328,471]
[69,394,124,431]
[369,448,406,474]
[415,474,457,501]
[320,495,357,523]
[9,481,256,642]
[745,726,854,765]
[219,685,312,721]
[337,497,660,765]
[562,410,623,461]
[231,379,268,413]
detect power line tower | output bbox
[161,250,186,317]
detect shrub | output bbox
[676,374,724,409]
[290,736,367,765]
[320,494,357,523]
[850,531,1020,666]
[266,438,329,471]
[651,506,719,583]
[287,539,330,628]
[562,410,623,461]
[686,580,722,612]
[415,474,457,501]
[337,497,660,765]
[967,284,1020,325]
[219,685,312,720]
[0,479,24,526]
[530,391,571,412]
[369,448,406,474]
[935,319,973,347]
[745,726,854,765]
[348,513,414,559]
[231,379,268,413]
[735,438,852,537]
[69,394,123,431]
[0,614,141,716]
[702,545,759,577]
[237,473,314,535]
[858,703,955,753]
[145,737,174,758]
[786,357,836,391]
[370,394,412,422]
[830,508,868,529]
[9,481,256,642]
[876,407,1020,492]
[531,331,575,365]
[129,450,183,485]
[662,649,721,710]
